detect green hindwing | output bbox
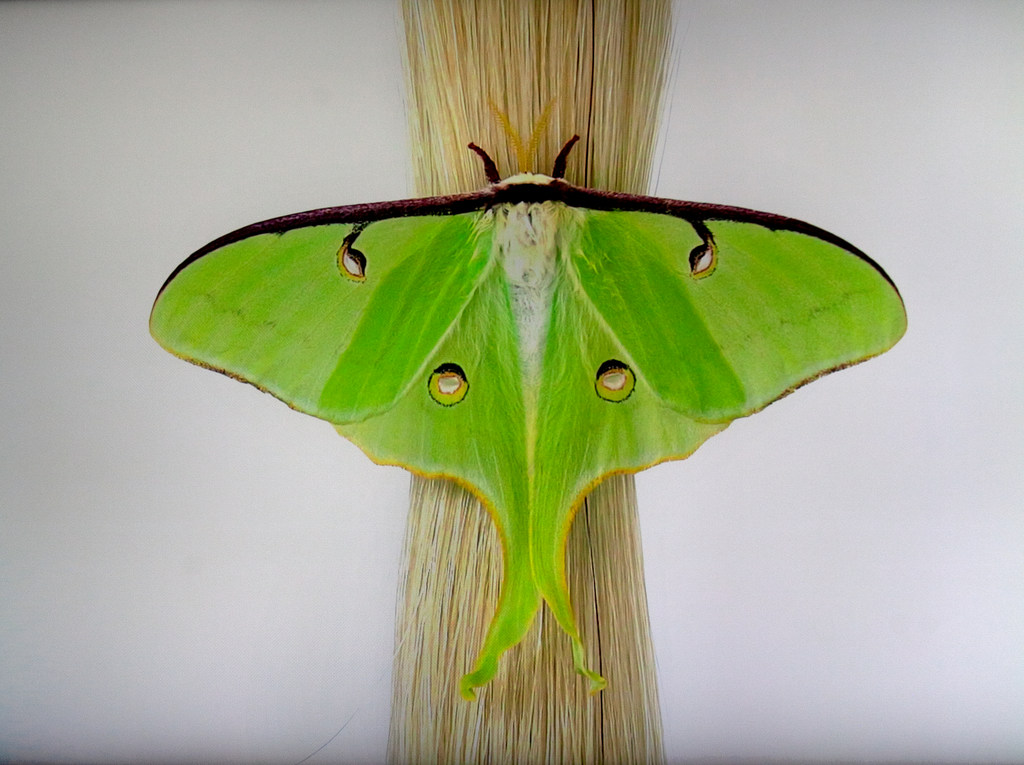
[152,178,905,700]
[526,207,905,690]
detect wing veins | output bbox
[567,218,746,421]
[355,229,500,423]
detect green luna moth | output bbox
[150,137,906,699]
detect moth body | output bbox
[495,202,561,369]
[494,199,566,465]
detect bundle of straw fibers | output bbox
[391,1,671,762]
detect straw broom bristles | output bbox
[390,2,671,762]
[402,0,670,195]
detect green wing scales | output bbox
[573,210,907,421]
[151,178,906,700]
[527,207,906,693]
[151,212,491,423]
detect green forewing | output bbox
[151,215,489,422]
[575,211,907,421]
[151,191,905,700]
[319,216,490,418]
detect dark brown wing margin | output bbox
[159,179,899,298]
[544,183,900,293]
[155,188,501,298]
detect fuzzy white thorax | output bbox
[492,199,578,471]
[494,201,565,387]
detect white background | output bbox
[2,2,1021,763]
